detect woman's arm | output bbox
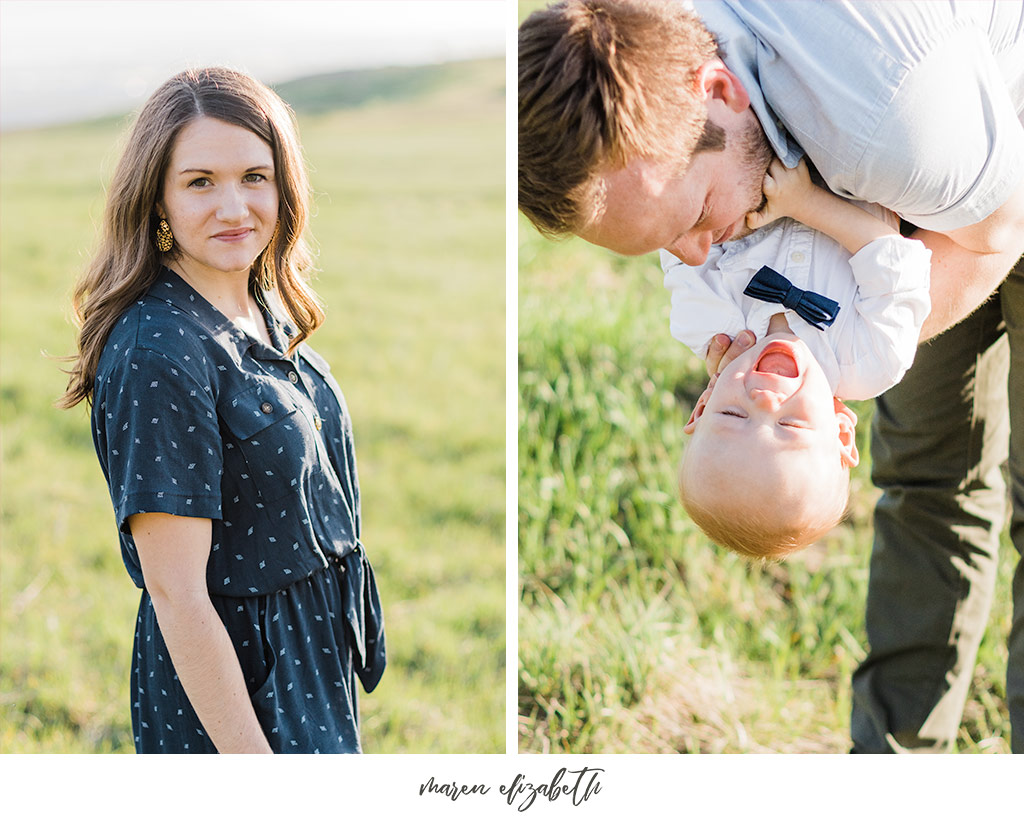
[129,512,273,754]
[746,158,898,255]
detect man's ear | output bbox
[693,58,750,113]
[834,398,859,468]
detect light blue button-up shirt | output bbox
[694,0,1024,231]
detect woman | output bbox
[58,67,385,753]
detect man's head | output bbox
[679,332,860,560]
[518,0,772,264]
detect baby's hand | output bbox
[745,157,814,232]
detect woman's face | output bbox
[157,116,279,283]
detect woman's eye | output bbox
[188,177,210,188]
[243,173,266,183]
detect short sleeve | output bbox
[852,24,1024,231]
[662,250,749,357]
[97,346,223,531]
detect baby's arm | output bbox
[662,249,750,361]
[747,158,899,255]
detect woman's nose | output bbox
[216,185,249,221]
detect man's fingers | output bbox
[704,330,756,375]
[704,334,732,376]
[719,330,756,372]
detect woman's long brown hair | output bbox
[57,66,324,409]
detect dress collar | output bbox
[147,266,294,362]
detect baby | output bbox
[664,158,932,560]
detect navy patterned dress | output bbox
[91,268,385,753]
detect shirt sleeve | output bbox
[852,23,1024,232]
[833,235,932,400]
[98,346,223,532]
[662,250,749,358]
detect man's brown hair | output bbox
[518,0,720,237]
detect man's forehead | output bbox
[575,155,706,255]
[603,157,687,193]
[594,159,695,219]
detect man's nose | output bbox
[668,231,713,265]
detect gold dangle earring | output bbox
[155,218,174,253]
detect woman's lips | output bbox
[213,228,253,241]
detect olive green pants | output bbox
[851,258,1024,753]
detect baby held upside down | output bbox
[669,159,931,560]
[679,313,858,561]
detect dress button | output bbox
[261,402,274,414]
[790,251,805,263]
[288,371,299,384]
[314,415,322,431]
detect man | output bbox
[519,0,1024,752]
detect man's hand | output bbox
[746,157,816,232]
[704,330,757,376]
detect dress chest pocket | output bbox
[220,381,319,502]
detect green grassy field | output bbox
[0,58,505,754]
[517,216,1015,753]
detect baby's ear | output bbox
[834,398,859,468]
[684,389,711,434]
[685,373,720,434]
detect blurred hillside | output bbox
[273,58,504,114]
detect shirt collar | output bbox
[693,0,803,167]
[147,266,294,362]
[255,291,297,356]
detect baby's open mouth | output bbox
[754,343,799,378]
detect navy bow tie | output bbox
[742,265,840,330]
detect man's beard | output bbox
[725,118,775,243]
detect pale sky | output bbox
[0,0,507,130]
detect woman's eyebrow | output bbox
[176,164,273,175]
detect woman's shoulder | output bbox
[296,341,332,375]
[98,293,224,387]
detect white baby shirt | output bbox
[662,204,931,400]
